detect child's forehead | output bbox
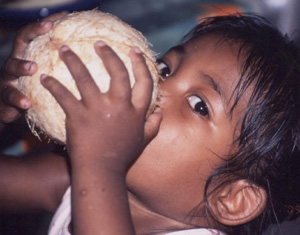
[183,35,244,82]
[182,33,242,56]
[165,34,246,78]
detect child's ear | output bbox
[208,179,267,226]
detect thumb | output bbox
[143,112,162,146]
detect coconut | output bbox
[19,10,160,144]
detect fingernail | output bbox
[21,99,30,108]
[96,40,106,47]
[40,21,48,27]
[40,74,48,80]
[25,62,33,71]
[60,45,70,52]
[133,46,141,54]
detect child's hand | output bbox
[41,42,162,172]
[0,12,67,124]
[41,42,161,234]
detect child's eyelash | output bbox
[156,59,171,77]
[188,95,209,117]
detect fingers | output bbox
[5,12,68,79]
[2,86,31,109]
[94,41,131,102]
[0,86,31,123]
[58,46,100,103]
[0,12,69,124]
[143,112,162,146]
[40,74,79,116]
[13,21,52,58]
[0,58,37,80]
[12,11,68,58]
[130,47,153,113]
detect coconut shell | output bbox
[19,10,160,144]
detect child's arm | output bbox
[0,151,70,214]
[41,42,162,234]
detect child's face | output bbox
[126,34,249,222]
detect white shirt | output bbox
[48,187,225,235]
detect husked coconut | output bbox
[19,10,160,144]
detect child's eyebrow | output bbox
[170,45,228,110]
[198,72,227,110]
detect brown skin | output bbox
[0,12,70,215]
[41,43,162,234]
[0,152,69,214]
[127,35,250,231]
[0,16,260,234]
[40,34,251,234]
[0,12,68,124]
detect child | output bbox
[0,12,300,235]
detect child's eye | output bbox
[188,96,209,117]
[157,59,171,77]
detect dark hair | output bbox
[181,14,300,234]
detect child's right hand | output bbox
[0,12,68,124]
[41,42,162,171]
[41,42,162,235]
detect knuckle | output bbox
[78,75,93,85]
[25,21,39,34]
[2,87,14,103]
[117,92,130,101]
[1,60,11,76]
[15,23,34,42]
[67,107,86,123]
[110,88,130,101]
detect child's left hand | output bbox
[41,41,162,173]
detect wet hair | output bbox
[181,14,300,234]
